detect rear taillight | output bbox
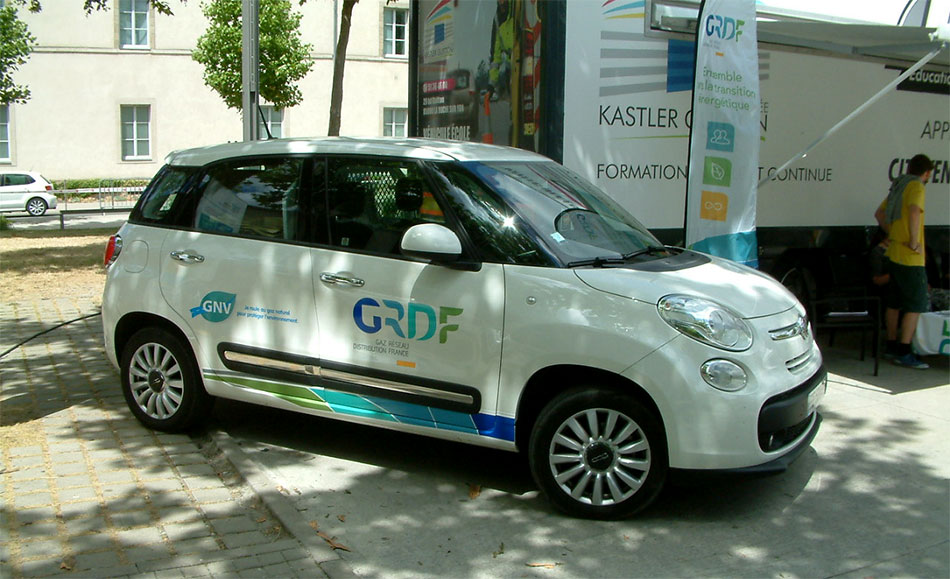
[45,185,52,191]
[104,234,122,267]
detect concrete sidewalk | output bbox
[1,296,947,578]
[0,298,353,578]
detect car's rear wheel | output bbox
[25,197,48,216]
[528,387,667,519]
[120,327,212,432]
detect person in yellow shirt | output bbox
[874,154,934,369]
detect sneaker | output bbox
[893,353,929,369]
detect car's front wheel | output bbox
[120,327,212,432]
[528,387,667,519]
[25,197,48,216]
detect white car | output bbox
[101,138,825,519]
[0,171,58,216]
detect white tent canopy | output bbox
[647,0,950,67]
[645,0,949,187]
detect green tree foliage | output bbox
[192,0,314,111]
[0,5,36,105]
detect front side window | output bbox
[121,105,151,160]
[383,108,407,137]
[258,106,283,139]
[383,8,408,57]
[432,163,550,266]
[119,0,149,48]
[193,157,304,241]
[325,158,444,255]
[0,105,9,161]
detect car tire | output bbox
[528,387,667,519]
[25,197,48,216]
[120,327,212,433]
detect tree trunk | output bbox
[328,0,357,136]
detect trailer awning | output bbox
[647,0,950,67]
[647,0,949,188]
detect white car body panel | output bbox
[102,137,825,484]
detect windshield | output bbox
[461,161,665,265]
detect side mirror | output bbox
[401,223,463,262]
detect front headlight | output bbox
[657,294,753,351]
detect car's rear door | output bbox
[157,156,321,392]
[0,174,30,210]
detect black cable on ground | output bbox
[0,312,102,360]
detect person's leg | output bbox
[892,265,929,369]
[899,311,921,344]
[886,307,900,341]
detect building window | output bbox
[121,105,151,160]
[258,106,283,139]
[384,108,407,137]
[0,105,10,162]
[384,8,408,58]
[119,0,149,49]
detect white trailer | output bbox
[410,0,949,301]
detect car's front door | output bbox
[310,157,509,443]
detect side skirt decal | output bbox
[203,369,515,442]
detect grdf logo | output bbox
[190,292,236,323]
[353,298,463,344]
[705,14,745,42]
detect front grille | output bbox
[758,368,826,452]
[760,415,813,452]
[785,350,813,373]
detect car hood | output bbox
[573,255,801,319]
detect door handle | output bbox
[320,272,365,287]
[170,250,205,264]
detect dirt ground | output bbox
[0,230,110,304]
[0,230,111,449]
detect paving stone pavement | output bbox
[0,298,352,578]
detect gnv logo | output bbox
[705,14,745,42]
[190,291,236,323]
[353,298,463,344]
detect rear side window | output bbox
[3,174,34,186]
[193,157,304,241]
[137,166,194,224]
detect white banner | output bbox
[685,0,760,267]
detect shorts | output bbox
[886,262,929,313]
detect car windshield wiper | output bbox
[566,255,626,268]
[623,245,672,260]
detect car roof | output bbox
[0,169,44,176]
[164,137,551,167]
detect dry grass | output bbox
[0,228,115,305]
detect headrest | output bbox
[395,179,424,212]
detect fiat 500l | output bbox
[102,138,825,519]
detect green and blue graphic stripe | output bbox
[204,370,515,442]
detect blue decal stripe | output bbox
[667,39,696,93]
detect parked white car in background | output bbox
[102,138,826,519]
[0,171,58,216]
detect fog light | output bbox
[701,359,747,392]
